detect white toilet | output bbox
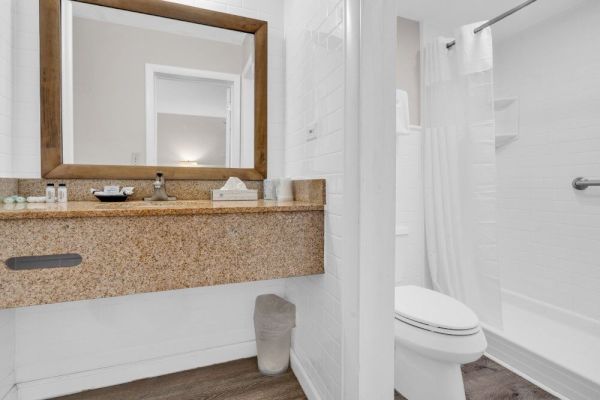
[394,286,487,400]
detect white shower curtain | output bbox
[423,23,503,328]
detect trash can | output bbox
[254,294,296,375]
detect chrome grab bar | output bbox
[572,177,600,190]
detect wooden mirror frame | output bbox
[40,0,267,180]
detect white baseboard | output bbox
[484,326,600,400]
[290,350,321,400]
[17,341,257,400]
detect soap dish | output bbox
[91,187,134,202]
[93,193,129,202]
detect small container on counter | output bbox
[263,179,278,200]
[57,183,68,203]
[45,183,56,203]
[275,179,293,202]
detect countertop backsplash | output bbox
[17,179,264,201]
[0,178,18,197]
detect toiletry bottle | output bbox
[45,183,56,203]
[58,183,68,203]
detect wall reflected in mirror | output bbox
[62,1,255,168]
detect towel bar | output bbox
[572,177,600,190]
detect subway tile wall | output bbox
[395,128,426,287]
[1,2,18,398]
[284,0,345,398]
[10,0,39,178]
[0,0,12,176]
[494,1,600,322]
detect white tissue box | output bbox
[211,189,258,201]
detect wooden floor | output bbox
[395,357,558,400]
[52,356,557,400]
[53,358,306,400]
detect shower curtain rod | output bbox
[446,0,539,49]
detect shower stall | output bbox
[395,1,600,398]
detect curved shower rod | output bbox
[446,0,539,49]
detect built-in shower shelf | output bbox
[495,97,519,149]
[495,132,518,148]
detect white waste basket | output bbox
[254,294,296,375]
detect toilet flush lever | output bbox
[572,177,600,190]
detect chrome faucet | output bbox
[145,172,175,201]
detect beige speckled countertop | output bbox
[0,200,325,220]
[0,180,326,309]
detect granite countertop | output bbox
[0,200,325,220]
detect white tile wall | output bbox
[0,3,16,398]
[284,0,345,398]
[395,127,426,287]
[494,0,600,322]
[10,0,39,178]
[0,0,13,177]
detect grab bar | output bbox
[572,177,600,190]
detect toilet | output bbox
[394,286,487,400]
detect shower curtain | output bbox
[423,23,503,328]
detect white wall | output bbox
[156,78,228,118]
[394,17,426,289]
[285,1,397,398]
[7,1,288,398]
[72,17,243,165]
[10,0,39,179]
[0,310,15,400]
[395,17,420,126]
[395,127,426,287]
[0,3,16,398]
[284,0,345,397]
[3,0,285,178]
[494,0,600,322]
[14,281,285,400]
[0,0,12,177]
[157,114,227,166]
[0,0,39,179]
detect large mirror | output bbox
[40,0,267,180]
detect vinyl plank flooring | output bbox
[52,358,307,400]
[51,355,555,400]
[395,356,558,400]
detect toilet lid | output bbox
[394,286,480,335]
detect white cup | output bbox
[276,178,293,202]
[263,179,278,200]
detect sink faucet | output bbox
[147,172,173,201]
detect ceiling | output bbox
[396,0,591,42]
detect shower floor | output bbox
[483,289,600,399]
[499,290,600,386]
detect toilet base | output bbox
[395,343,466,400]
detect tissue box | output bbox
[211,189,258,201]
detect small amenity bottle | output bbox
[57,183,68,203]
[45,183,56,203]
